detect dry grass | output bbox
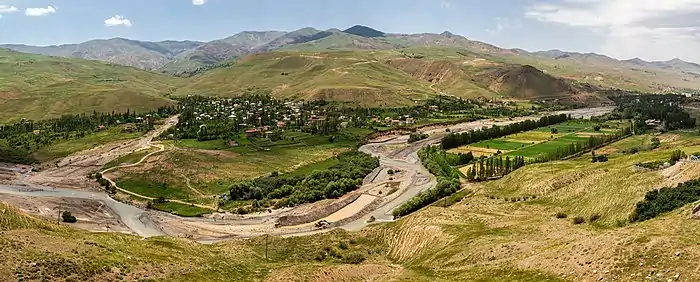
[448,146,506,157]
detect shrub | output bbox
[551,128,559,134]
[589,213,601,222]
[314,251,327,262]
[342,252,366,264]
[408,133,429,143]
[61,211,77,223]
[328,248,343,259]
[555,212,568,219]
[387,169,394,175]
[631,179,700,222]
[593,125,601,131]
[338,241,348,250]
[154,196,167,204]
[572,216,586,225]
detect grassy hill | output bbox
[175,51,437,107]
[175,50,613,106]
[0,49,180,122]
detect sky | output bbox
[1,0,700,63]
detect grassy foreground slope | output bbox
[0,49,180,122]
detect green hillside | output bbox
[175,51,438,107]
[0,49,181,122]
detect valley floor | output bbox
[9,106,700,281]
[3,128,700,281]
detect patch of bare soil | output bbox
[661,161,700,187]
[0,195,130,233]
[658,133,682,143]
[0,91,18,103]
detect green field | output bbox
[151,201,212,217]
[506,134,590,158]
[102,147,158,170]
[533,121,597,133]
[471,139,528,151]
[454,120,620,159]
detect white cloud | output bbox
[104,15,132,27]
[25,6,57,16]
[488,17,522,33]
[192,0,207,5]
[525,0,700,62]
[0,4,18,13]
[439,1,451,10]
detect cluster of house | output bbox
[370,115,416,127]
[186,97,352,137]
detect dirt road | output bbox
[0,107,614,241]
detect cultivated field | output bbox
[450,120,628,160]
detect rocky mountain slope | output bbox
[4,25,700,80]
[1,38,203,70]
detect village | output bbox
[163,94,431,143]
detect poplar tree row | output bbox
[464,155,527,181]
[441,114,570,150]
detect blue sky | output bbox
[1,0,699,62]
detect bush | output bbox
[555,212,568,219]
[328,248,343,259]
[154,196,168,204]
[342,252,366,264]
[589,213,601,222]
[387,169,394,175]
[572,216,586,225]
[338,241,348,250]
[61,211,77,223]
[593,125,601,131]
[631,179,700,222]
[314,251,327,261]
[408,133,429,143]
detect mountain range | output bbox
[3,25,700,77]
[2,25,700,122]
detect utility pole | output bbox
[265,234,269,260]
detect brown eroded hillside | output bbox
[384,58,499,99]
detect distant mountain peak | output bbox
[440,31,455,37]
[343,25,385,38]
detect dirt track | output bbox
[0,107,614,242]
